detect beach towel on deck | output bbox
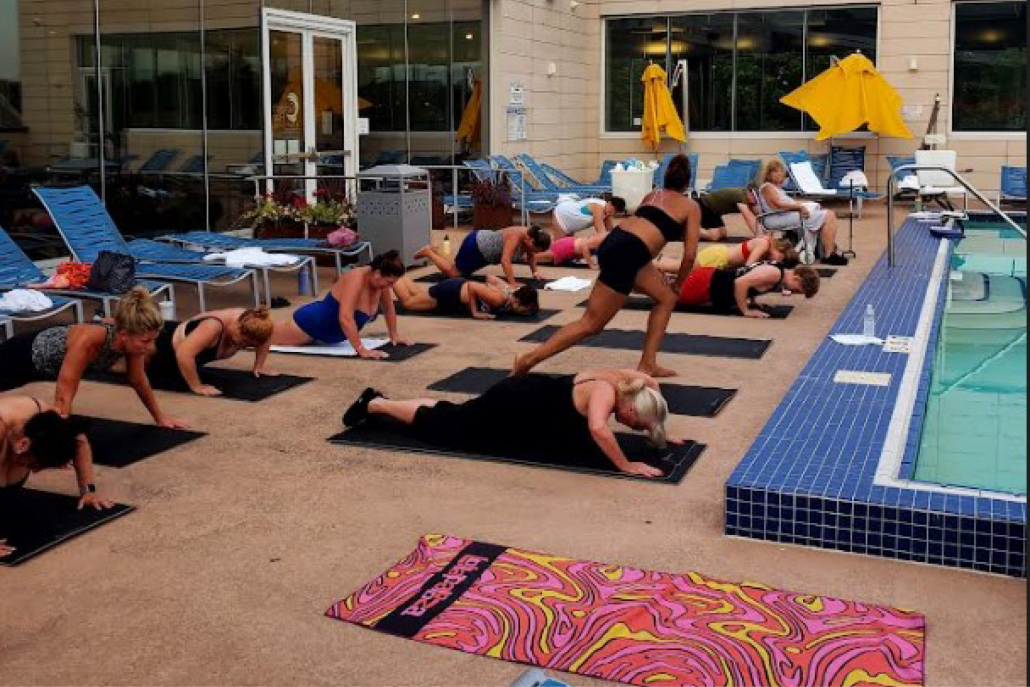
[326,534,926,687]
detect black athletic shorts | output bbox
[596,228,653,296]
[699,199,725,229]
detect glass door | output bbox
[262,9,358,198]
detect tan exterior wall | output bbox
[491,0,1027,195]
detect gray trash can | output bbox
[357,165,432,264]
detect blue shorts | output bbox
[294,293,347,344]
[454,232,488,276]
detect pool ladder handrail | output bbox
[887,165,1028,267]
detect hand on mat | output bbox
[622,462,665,479]
[0,540,14,558]
[253,367,280,378]
[390,337,413,347]
[193,385,223,397]
[743,309,771,319]
[358,348,389,360]
[78,492,114,511]
[158,416,190,429]
[473,312,496,321]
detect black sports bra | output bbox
[184,317,226,367]
[635,204,685,243]
[738,262,786,297]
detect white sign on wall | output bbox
[507,106,528,142]
[509,82,525,106]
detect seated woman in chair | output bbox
[271,251,410,360]
[392,275,540,320]
[343,368,678,479]
[756,159,849,266]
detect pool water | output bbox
[915,221,1028,495]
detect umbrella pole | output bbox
[844,181,857,259]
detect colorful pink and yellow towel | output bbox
[327,535,926,687]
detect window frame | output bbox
[949,0,1028,137]
[600,4,881,137]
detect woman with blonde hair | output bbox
[0,287,187,428]
[131,307,277,397]
[685,235,798,271]
[756,159,848,266]
[343,368,675,479]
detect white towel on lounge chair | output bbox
[0,289,54,313]
[790,162,838,196]
[204,248,301,269]
[271,338,389,357]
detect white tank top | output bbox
[554,199,605,235]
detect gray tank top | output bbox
[475,230,522,264]
[31,324,121,380]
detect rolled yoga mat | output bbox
[87,368,314,402]
[393,303,560,324]
[0,489,134,567]
[428,368,736,418]
[329,424,704,485]
[520,326,771,360]
[82,417,207,468]
[326,534,927,687]
[577,298,794,319]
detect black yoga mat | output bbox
[88,369,314,402]
[271,342,437,362]
[415,273,551,291]
[0,489,134,566]
[817,268,837,278]
[82,417,207,468]
[428,368,736,418]
[577,297,794,320]
[520,326,771,360]
[393,303,560,324]
[329,424,705,484]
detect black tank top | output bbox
[635,205,685,243]
[737,262,786,298]
[183,317,226,367]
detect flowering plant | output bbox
[238,189,306,228]
[300,191,357,229]
[469,176,512,207]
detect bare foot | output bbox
[414,246,432,260]
[639,363,677,378]
[511,354,534,376]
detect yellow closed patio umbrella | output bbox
[456,79,483,148]
[641,64,687,151]
[781,53,913,140]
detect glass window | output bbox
[605,6,880,133]
[357,23,408,133]
[406,16,452,133]
[669,14,734,132]
[954,1,1027,132]
[735,11,806,131]
[606,17,670,132]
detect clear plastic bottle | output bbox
[914,192,924,213]
[863,304,877,339]
[442,234,452,256]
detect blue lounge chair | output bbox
[0,227,175,317]
[705,164,753,192]
[653,153,700,192]
[138,149,181,174]
[828,145,867,191]
[479,158,560,214]
[0,294,83,333]
[596,160,618,187]
[1000,166,1027,205]
[515,154,610,196]
[33,186,261,311]
[780,151,881,201]
[159,232,372,278]
[540,162,614,194]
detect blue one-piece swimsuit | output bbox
[293,292,377,344]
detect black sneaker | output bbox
[343,388,384,427]
[822,253,850,266]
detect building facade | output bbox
[0,0,1025,235]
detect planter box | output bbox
[472,203,513,230]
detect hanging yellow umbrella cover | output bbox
[780,53,913,140]
[456,79,483,147]
[641,64,687,151]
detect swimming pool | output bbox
[914,219,1028,496]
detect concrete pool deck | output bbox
[0,205,1026,686]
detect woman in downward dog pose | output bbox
[344,369,675,479]
[392,275,540,320]
[271,251,411,360]
[513,154,702,378]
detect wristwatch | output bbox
[80,483,97,496]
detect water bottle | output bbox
[863,304,877,339]
[442,234,452,256]
[914,192,924,213]
[298,264,312,296]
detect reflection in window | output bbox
[954,1,1027,132]
[605,7,880,132]
[357,24,408,133]
[669,14,733,132]
[607,17,670,132]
